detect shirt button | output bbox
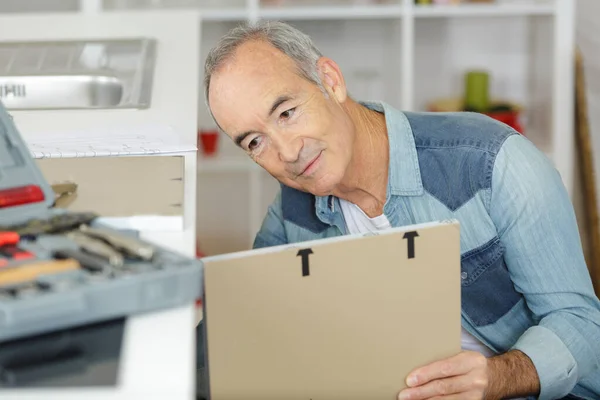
[461,272,468,280]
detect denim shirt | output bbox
[252,102,600,400]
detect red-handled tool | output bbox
[0,245,34,261]
[0,231,33,261]
[0,231,20,247]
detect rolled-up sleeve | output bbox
[490,134,600,400]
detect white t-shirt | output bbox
[339,198,392,233]
[339,199,496,357]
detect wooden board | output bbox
[575,48,600,296]
[36,155,184,217]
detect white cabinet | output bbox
[1,0,575,256]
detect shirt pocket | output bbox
[461,237,523,327]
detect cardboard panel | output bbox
[36,155,184,217]
[202,221,462,400]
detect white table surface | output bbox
[0,303,198,400]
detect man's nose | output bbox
[277,136,303,163]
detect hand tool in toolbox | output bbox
[0,211,98,236]
[0,231,33,264]
[0,100,203,344]
[78,224,155,261]
[0,258,81,287]
[65,230,125,268]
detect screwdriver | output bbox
[79,225,155,261]
[0,232,19,267]
[66,230,124,268]
[0,232,19,268]
[0,232,20,247]
[0,231,34,261]
[0,245,35,261]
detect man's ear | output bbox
[317,57,347,103]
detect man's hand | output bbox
[397,350,540,400]
[397,351,489,400]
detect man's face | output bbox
[208,40,355,197]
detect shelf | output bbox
[258,4,404,20]
[201,8,247,21]
[197,154,259,172]
[98,2,555,21]
[414,2,555,18]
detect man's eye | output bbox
[248,136,261,150]
[280,108,296,119]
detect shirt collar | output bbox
[361,101,423,196]
[314,101,424,225]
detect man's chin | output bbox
[295,182,336,198]
[278,173,339,197]
[308,185,335,197]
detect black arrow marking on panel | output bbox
[296,248,313,277]
[403,231,419,259]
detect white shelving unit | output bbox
[5,0,574,256]
[413,2,556,17]
[193,0,574,256]
[258,4,404,19]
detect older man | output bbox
[199,21,600,400]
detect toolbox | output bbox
[0,100,203,345]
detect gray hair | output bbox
[203,20,325,111]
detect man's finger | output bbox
[398,375,473,400]
[428,394,473,400]
[406,351,485,387]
